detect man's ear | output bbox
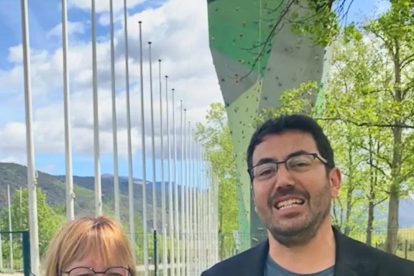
[329,167,341,199]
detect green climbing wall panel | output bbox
[208,0,329,250]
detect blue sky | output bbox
[0,0,389,182]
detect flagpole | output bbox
[188,122,193,275]
[7,185,13,270]
[159,60,167,275]
[20,0,39,273]
[202,146,207,270]
[123,0,135,261]
[172,89,179,276]
[166,76,175,276]
[196,144,201,274]
[138,21,149,276]
[148,41,157,236]
[192,133,197,275]
[185,116,190,276]
[91,0,102,217]
[61,0,75,221]
[180,101,185,275]
[109,0,120,221]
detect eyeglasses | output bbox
[61,267,131,276]
[248,153,328,181]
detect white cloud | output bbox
[40,165,56,173]
[68,0,148,13]
[0,155,27,165]
[47,21,86,38]
[0,0,222,164]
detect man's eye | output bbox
[259,168,275,176]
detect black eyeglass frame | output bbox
[247,153,328,180]
[61,266,132,276]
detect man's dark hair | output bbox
[246,114,335,176]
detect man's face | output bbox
[251,131,341,247]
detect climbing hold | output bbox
[264,96,268,100]
[239,34,243,38]
[315,55,319,60]
[279,82,283,87]
[243,22,246,27]
[221,78,225,82]
[211,37,215,41]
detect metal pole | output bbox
[158,60,167,276]
[180,101,185,276]
[203,147,207,269]
[7,185,13,270]
[138,21,149,276]
[166,77,175,276]
[196,145,201,274]
[20,0,39,273]
[192,134,197,275]
[149,41,157,234]
[172,89,179,276]
[61,0,75,221]
[185,119,190,276]
[91,0,102,217]
[20,187,22,227]
[109,0,120,221]
[214,174,219,263]
[0,230,2,269]
[123,0,135,261]
[154,230,158,276]
[183,110,188,276]
[188,122,193,276]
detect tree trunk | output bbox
[366,198,374,246]
[385,41,402,254]
[366,133,375,246]
[344,143,354,236]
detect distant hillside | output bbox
[0,163,182,230]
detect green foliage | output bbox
[0,188,65,258]
[256,6,414,246]
[195,103,238,255]
[290,0,340,47]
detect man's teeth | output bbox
[276,199,304,210]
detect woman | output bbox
[42,216,136,276]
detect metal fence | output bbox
[214,229,414,263]
[0,231,30,276]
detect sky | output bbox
[0,0,390,181]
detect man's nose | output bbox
[273,164,295,190]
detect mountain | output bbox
[0,163,182,230]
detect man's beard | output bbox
[265,182,332,248]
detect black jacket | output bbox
[201,228,414,276]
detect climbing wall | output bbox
[207,0,329,249]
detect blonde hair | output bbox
[42,216,136,276]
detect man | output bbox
[201,114,414,276]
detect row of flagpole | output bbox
[19,0,219,275]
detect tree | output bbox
[0,188,65,258]
[195,103,238,259]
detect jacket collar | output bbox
[333,227,378,276]
[243,227,379,276]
